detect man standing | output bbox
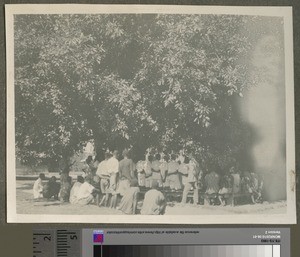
[106,150,120,208]
[166,154,181,190]
[181,157,200,205]
[151,153,163,187]
[118,149,135,196]
[97,152,111,206]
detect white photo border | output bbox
[6,4,296,224]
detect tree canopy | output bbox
[14,14,284,171]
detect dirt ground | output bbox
[16,180,287,215]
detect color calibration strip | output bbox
[94,245,280,257]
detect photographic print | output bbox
[6,5,296,223]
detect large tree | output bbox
[14,14,283,170]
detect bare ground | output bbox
[16,180,286,215]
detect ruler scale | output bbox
[33,230,55,257]
[56,230,81,257]
[32,228,288,257]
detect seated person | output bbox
[218,174,233,206]
[43,176,60,200]
[76,176,100,205]
[141,180,166,215]
[33,173,46,199]
[118,179,140,215]
[69,176,84,204]
[250,172,263,203]
[241,171,263,204]
[204,170,220,205]
[85,170,101,205]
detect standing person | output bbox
[43,176,60,200]
[141,180,166,215]
[97,152,111,207]
[181,157,199,205]
[178,156,189,188]
[118,149,135,196]
[69,176,84,204]
[107,150,120,208]
[136,160,146,187]
[119,149,135,180]
[151,153,163,187]
[144,155,153,188]
[118,179,140,215]
[59,176,73,202]
[166,154,181,190]
[33,173,46,199]
[204,169,220,205]
[230,166,241,195]
[160,155,169,186]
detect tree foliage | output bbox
[14,14,284,170]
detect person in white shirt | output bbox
[97,152,112,207]
[33,173,46,199]
[69,176,84,204]
[106,150,119,208]
[76,176,99,205]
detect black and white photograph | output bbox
[6,5,296,223]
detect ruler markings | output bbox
[33,229,80,257]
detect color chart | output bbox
[95,245,280,257]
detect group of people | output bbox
[32,147,264,215]
[202,167,264,206]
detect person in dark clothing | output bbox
[43,176,60,200]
